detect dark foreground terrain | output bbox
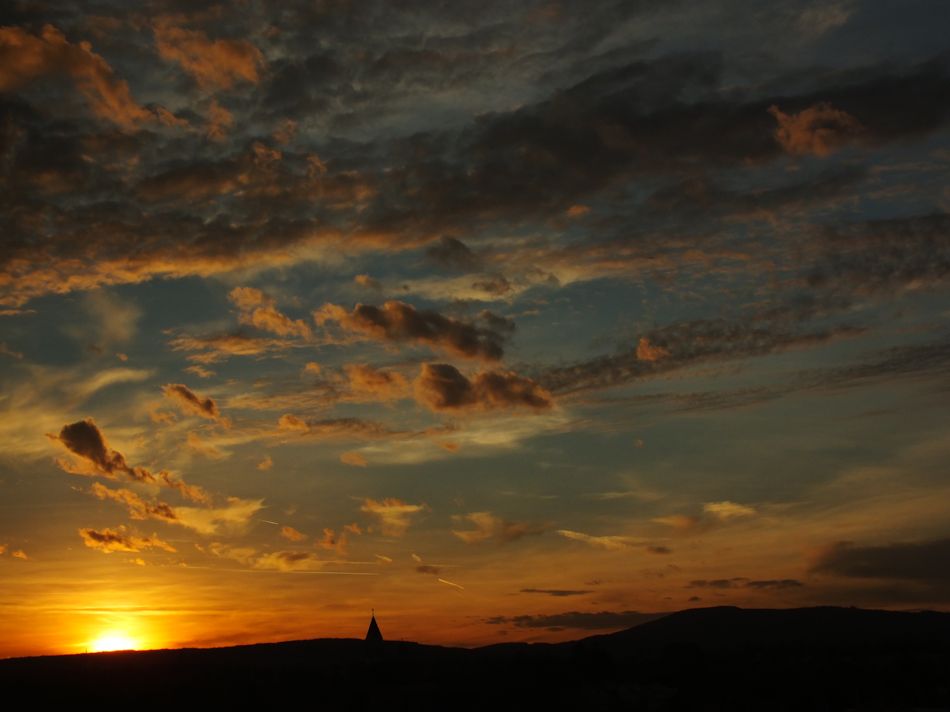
[2,606,949,711]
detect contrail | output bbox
[438,577,464,590]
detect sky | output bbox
[1,0,950,659]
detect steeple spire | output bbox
[365,610,383,643]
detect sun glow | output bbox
[90,632,139,652]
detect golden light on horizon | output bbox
[89,632,139,653]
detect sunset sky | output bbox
[2,0,950,659]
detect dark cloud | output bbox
[416,564,442,575]
[78,526,176,553]
[745,579,804,589]
[810,538,950,585]
[52,418,155,483]
[315,300,512,361]
[485,610,663,630]
[806,213,950,299]
[541,318,863,394]
[688,577,803,590]
[425,236,481,271]
[276,414,401,439]
[415,363,554,412]
[162,383,229,426]
[51,419,210,502]
[519,588,592,597]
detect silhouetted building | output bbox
[365,611,383,643]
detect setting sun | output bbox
[89,633,138,653]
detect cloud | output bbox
[51,418,155,483]
[745,579,804,589]
[173,497,264,535]
[425,236,481,271]
[228,287,311,339]
[50,419,210,502]
[315,301,511,361]
[703,501,757,521]
[556,529,641,551]
[520,588,592,597]
[687,578,804,590]
[485,610,662,630]
[0,24,163,128]
[416,564,441,574]
[452,512,548,544]
[11,549,28,560]
[360,497,427,537]
[652,515,703,531]
[809,538,950,584]
[157,471,212,505]
[80,290,142,350]
[162,383,230,426]
[185,365,215,379]
[542,318,862,394]
[168,333,295,364]
[79,526,176,553]
[340,451,368,467]
[279,525,306,542]
[316,527,352,555]
[635,337,670,362]
[769,102,862,156]
[186,432,227,460]
[806,213,950,299]
[90,482,177,522]
[276,414,399,440]
[153,21,264,90]
[414,363,553,412]
[257,455,273,471]
[343,364,409,401]
[206,99,234,141]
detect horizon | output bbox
[2,1,950,660]
[4,603,946,662]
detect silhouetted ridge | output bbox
[2,607,948,710]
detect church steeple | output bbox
[365,609,383,643]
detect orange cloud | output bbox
[768,102,862,157]
[315,527,349,555]
[360,498,427,537]
[340,451,368,467]
[79,526,176,553]
[206,99,234,141]
[280,525,307,542]
[228,287,311,339]
[90,482,177,522]
[635,337,670,362]
[169,333,290,364]
[414,363,553,412]
[153,22,264,90]
[0,24,165,128]
[344,364,409,401]
[257,455,273,471]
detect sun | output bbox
[89,632,139,652]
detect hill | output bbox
[2,606,948,710]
